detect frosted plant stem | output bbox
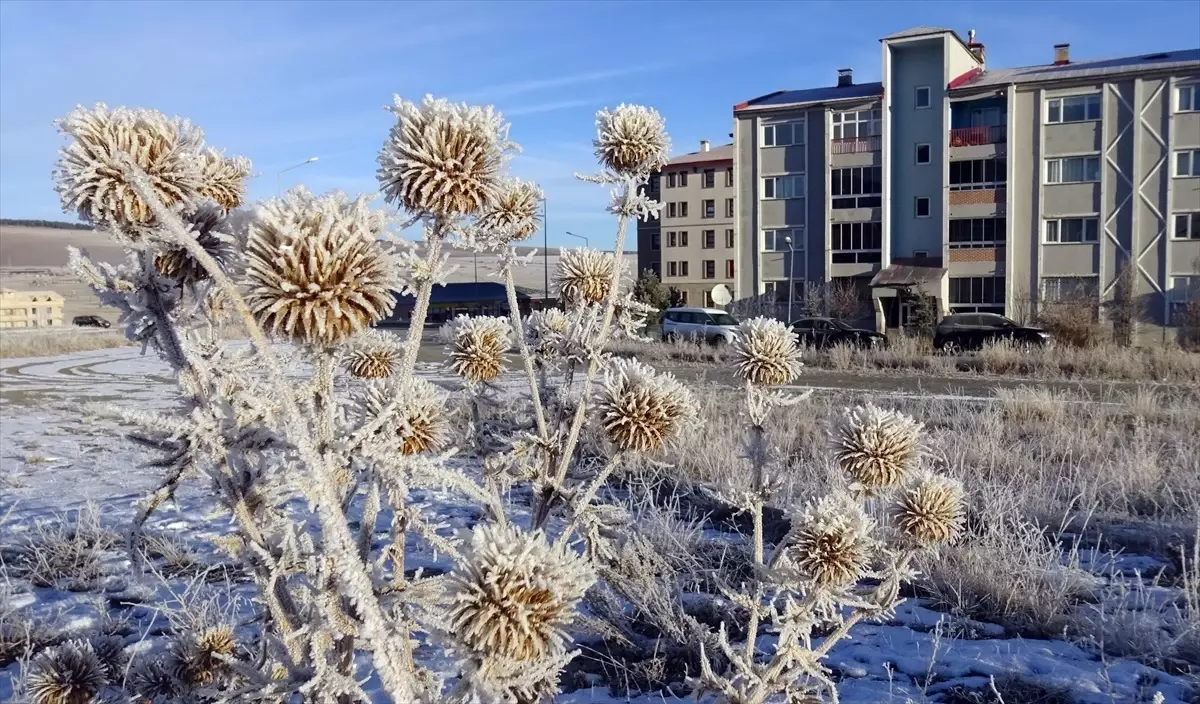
[398,224,444,378]
[744,394,769,662]
[502,264,548,439]
[557,453,622,546]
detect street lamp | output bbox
[276,157,319,196]
[565,231,588,248]
[784,235,796,324]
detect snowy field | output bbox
[1,346,1196,703]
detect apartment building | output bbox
[0,289,64,328]
[637,141,737,306]
[733,26,1200,331]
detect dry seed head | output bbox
[592,104,671,176]
[442,315,512,383]
[790,492,877,589]
[732,317,804,386]
[476,177,543,245]
[833,404,924,495]
[27,641,107,704]
[84,635,127,682]
[153,202,236,285]
[554,248,619,306]
[364,377,450,455]
[378,94,512,217]
[129,655,182,700]
[196,148,252,210]
[595,359,698,453]
[54,104,206,240]
[524,308,569,357]
[892,472,966,545]
[242,189,399,345]
[347,330,402,379]
[171,625,236,685]
[446,523,594,662]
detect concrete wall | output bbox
[888,39,948,259]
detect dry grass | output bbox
[0,329,132,359]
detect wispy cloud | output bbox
[458,65,660,102]
[504,97,609,118]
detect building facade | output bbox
[637,141,738,306]
[0,289,64,328]
[732,26,1200,331]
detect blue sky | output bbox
[2,0,1198,249]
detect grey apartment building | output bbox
[731,26,1200,331]
[636,141,738,307]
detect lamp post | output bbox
[276,157,319,196]
[784,235,795,324]
[565,231,588,248]
[542,198,549,304]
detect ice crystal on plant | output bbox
[595,358,697,453]
[27,640,107,704]
[554,248,619,307]
[524,308,569,358]
[441,315,512,384]
[196,147,252,211]
[788,491,877,590]
[363,377,450,456]
[346,329,402,379]
[833,404,924,495]
[474,177,543,248]
[892,471,966,546]
[153,202,236,285]
[242,188,400,345]
[169,625,237,685]
[377,94,513,218]
[732,317,804,386]
[592,104,670,177]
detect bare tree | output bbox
[827,278,863,321]
[1106,261,1149,347]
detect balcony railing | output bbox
[831,135,881,154]
[949,125,1006,147]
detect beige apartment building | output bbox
[637,141,738,307]
[0,288,64,328]
[730,27,1200,332]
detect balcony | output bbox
[949,125,1006,147]
[831,135,881,154]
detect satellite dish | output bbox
[710,284,732,306]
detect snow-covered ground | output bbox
[1,347,1194,703]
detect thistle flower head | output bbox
[595,359,698,453]
[54,104,206,240]
[593,104,671,177]
[153,202,237,285]
[129,655,182,701]
[441,315,512,383]
[242,188,399,345]
[378,94,513,217]
[346,329,402,379]
[446,523,594,662]
[554,248,619,307]
[27,641,107,704]
[475,177,543,246]
[170,625,237,685]
[892,472,966,546]
[196,148,252,211]
[524,308,569,357]
[732,317,803,386]
[789,492,877,589]
[833,404,924,495]
[363,377,450,455]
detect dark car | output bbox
[72,315,111,328]
[790,317,886,349]
[933,312,1049,353]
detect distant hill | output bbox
[0,218,92,231]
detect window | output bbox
[762,175,806,200]
[950,158,1007,190]
[830,222,882,263]
[1042,276,1099,302]
[725,198,735,218]
[762,228,803,252]
[1175,149,1200,177]
[680,202,689,217]
[724,229,735,248]
[680,261,689,277]
[680,231,689,247]
[1047,94,1101,123]
[651,232,661,250]
[1044,217,1099,243]
[702,230,716,249]
[763,281,802,303]
[679,290,689,305]
[679,172,688,187]
[667,172,676,188]
[915,86,931,109]
[915,197,931,218]
[831,166,882,208]
[668,261,678,277]
[1170,275,1200,324]
[950,276,1006,314]
[649,262,661,278]
[949,218,1006,248]
[1175,84,1199,112]
[725,168,734,187]
[762,120,805,147]
[702,260,716,279]
[1175,212,1200,240]
[971,106,1007,127]
[704,290,715,307]
[667,231,677,247]
[702,199,715,218]
[1046,155,1100,184]
[725,260,735,278]
[702,169,715,188]
[649,173,660,191]
[667,202,677,218]
[916,143,931,164]
[832,108,881,138]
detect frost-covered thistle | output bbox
[833,404,924,495]
[346,329,401,379]
[169,625,237,685]
[27,641,107,704]
[153,202,237,285]
[242,189,399,345]
[377,94,512,217]
[892,472,966,546]
[524,308,569,357]
[363,377,450,455]
[54,104,206,240]
[789,492,877,589]
[595,359,697,453]
[554,248,618,306]
[196,147,252,211]
[441,315,512,384]
[446,523,593,662]
[732,317,804,386]
[475,177,543,247]
[592,104,671,177]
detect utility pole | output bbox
[542,198,549,305]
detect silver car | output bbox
[661,307,740,345]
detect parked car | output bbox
[790,317,886,349]
[72,315,111,328]
[933,312,1050,353]
[661,307,739,345]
